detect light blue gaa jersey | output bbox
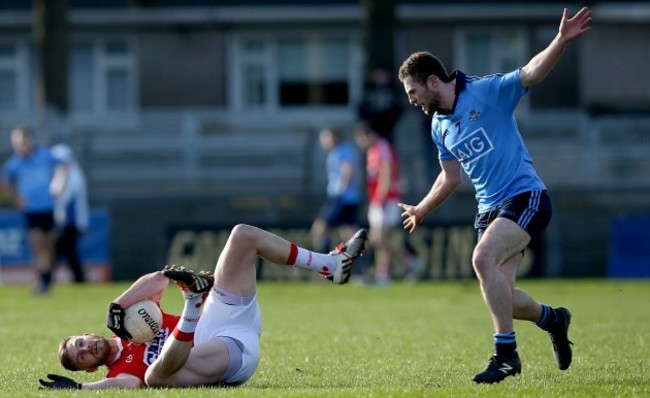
[3,146,60,212]
[431,69,546,213]
[326,141,361,204]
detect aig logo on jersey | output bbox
[448,128,494,166]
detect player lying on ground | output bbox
[38,224,367,389]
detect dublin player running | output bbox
[39,224,367,389]
[397,7,590,383]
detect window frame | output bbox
[453,26,530,112]
[69,34,139,122]
[454,26,528,76]
[227,29,362,118]
[0,39,33,113]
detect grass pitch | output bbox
[1,278,648,397]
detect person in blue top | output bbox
[397,7,591,384]
[311,127,362,255]
[51,144,89,283]
[2,126,68,294]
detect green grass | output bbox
[1,279,649,397]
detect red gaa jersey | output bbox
[106,312,180,382]
[366,137,401,204]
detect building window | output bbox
[239,39,268,109]
[0,70,17,110]
[277,38,349,106]
[455,28,526,76]
[0,42,33,112]
[70,42,93,113]
[70,38,137,115]
[230,34,357,112]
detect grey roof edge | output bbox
[0,3,648,28]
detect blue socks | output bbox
[493,304,559,358]
[535,304,556,331]
[494,331,517,358]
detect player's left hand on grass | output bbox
[39,373,81,389]
[107,302,132,340]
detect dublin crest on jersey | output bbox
[469,110,481,122]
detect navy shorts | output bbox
[475,190,552,242]
[25,211,55,232]
[318,197,359,227]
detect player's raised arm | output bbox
[107,270,169,340]
[520,6,592,87]
[112,270,170,307]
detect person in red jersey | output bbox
[39,224,367,389]
[354,122,404,285]
[51,283,180,388]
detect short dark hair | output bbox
[398,51,451,85]
[354,121,374,137]
[58,337,79,371]
[321,126,342,141]
[11,125,33,138]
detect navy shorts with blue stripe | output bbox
[475,190,552,242]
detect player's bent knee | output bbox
[143,368,165,388]
[472,249,493,275]
[230,224,257,242]
[143,364,180,388]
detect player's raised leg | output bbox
[145,266,214,386]
[146,224,367,387]
[145,264,234,387]
[213,224,368,297]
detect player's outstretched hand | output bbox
[397,202,423,234]
[39,374,81,389]
[107,302,132,340]
[559,6,592,43]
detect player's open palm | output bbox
[559,7,591,42]
[397,202,422,234]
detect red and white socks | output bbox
[286,243,338,277]
[172,293,205,342]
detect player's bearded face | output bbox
[423,90,442,115]
[70,333,111,370]
[403,76,441,116]
[87,334,111,365]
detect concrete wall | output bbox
[138,28,227,107]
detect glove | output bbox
[107,302,132,340]
[39,374,81,389]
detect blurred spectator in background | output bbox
[357,66,404,144]
[355,122,412,285]
[2,126,67,294]
[51,144,89,284]
[311,127,362,257]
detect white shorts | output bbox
[194,288,262,385]
[368,200,402,228]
